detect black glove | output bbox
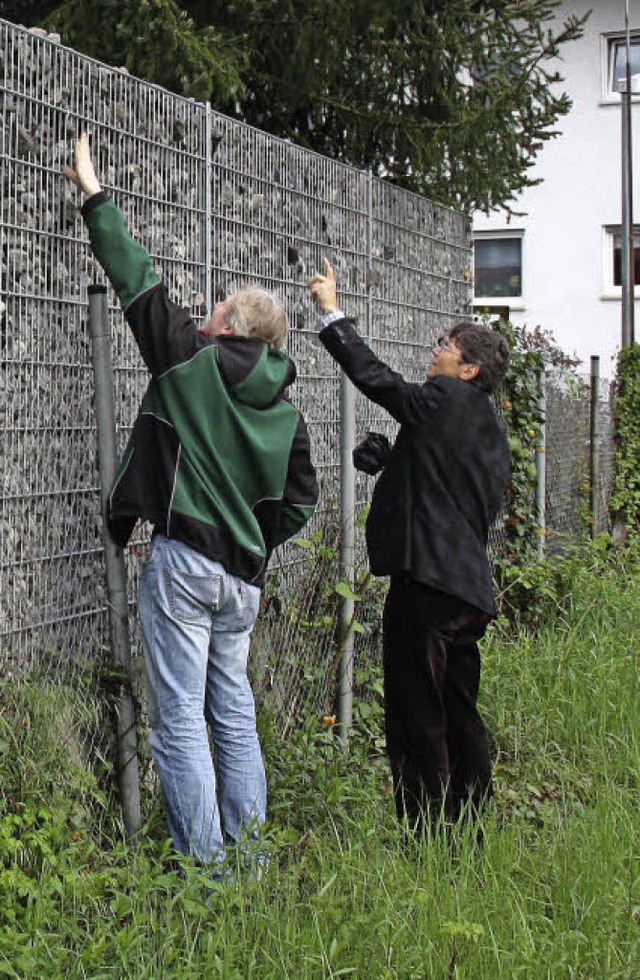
[352,431,392,475]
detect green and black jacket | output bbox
[82,193,318,586]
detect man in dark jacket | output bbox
[65,135,318,869]
[308,260,510,834]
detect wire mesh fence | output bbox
[0,21,471,727]
[0,21,618,761]
[543,369,616,549]
[591,374,617,537]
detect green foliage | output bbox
[485,551,640,822]
[0,674,110,814]
[492,533,619,633]
[254,522,380,732]
[262,713,389,839]
[13,0,585,212]
[291,524,374,644]
[1,559,639,977]
[482,317,593,623]
[204,0,588,213]
[502,383,544,554]
[1,0,61,23]
[46,0,247,102]
[352,660,386,754]
[611,342,640,535]
[486,317,545,565]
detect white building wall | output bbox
[473,0,640,374]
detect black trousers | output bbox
[382,577,493,831]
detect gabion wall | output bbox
[0,22,617,741]
[0,21,471,728]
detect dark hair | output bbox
[448,321,509,393]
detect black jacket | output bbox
[319,318,510,615]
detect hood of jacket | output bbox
[215,335,297,408]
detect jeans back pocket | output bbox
[165,568,220,625]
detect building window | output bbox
[473,233,523,304]
[604,33,640,100]
[603,225,640,296]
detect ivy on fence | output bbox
[496,319,546,565]
[488,319,597,627]
[611,342,640,537]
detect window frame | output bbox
[602,224,640,299]
[472,230,525,311]
[601,30,640,103]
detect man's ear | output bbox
[459,362,480,382]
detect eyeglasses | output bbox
[434,335,460,356]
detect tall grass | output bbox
[1,555,638,978]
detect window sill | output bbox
[474,299,525,311]
[599,96,640,106]
[600,290,640,301]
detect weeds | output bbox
[1,549,638,978]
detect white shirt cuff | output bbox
[320,309,346,327]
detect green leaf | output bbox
[294,538,315,550]
[334,582,361,602]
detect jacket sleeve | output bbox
[273,414,319,546]
[82,192,206,377]
[319,317,440,425]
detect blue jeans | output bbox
[138,534,266,866]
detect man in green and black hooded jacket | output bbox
[65,134,318,870]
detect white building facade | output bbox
[473,0,640,374]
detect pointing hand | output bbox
[307,258,338,313]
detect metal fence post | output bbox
[620,6,636,349]
[338,374,356,744]
[536,367,547,559]
[203,102,213,314]
[88,284,142,840]
[365,171,373,342]
[336,175,371,744]
[590,356,601,537]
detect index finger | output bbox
[75,132,91,157]
[323,257,335,280]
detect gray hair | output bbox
[225,287,288,349]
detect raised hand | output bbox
[307,257,338,313]
[62,133,102,197]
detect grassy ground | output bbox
[1,553,638,978]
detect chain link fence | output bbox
[1,22,618,762]
[591,374,617,536]
[544,369,616,549]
